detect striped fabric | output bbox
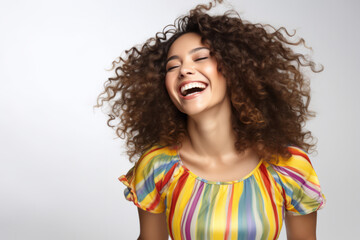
[119,145,325,240]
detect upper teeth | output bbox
[180,82,206,95]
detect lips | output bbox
[178,81,208,98]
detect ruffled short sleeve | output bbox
[119,146,170,213]
[271,146,326,216]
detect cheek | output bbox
[204,58,218,72]
[165,76,184,112]
[202,61,221,82]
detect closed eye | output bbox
[166,65,179,72]
[195,57,208,61]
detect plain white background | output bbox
[1,0,359,239]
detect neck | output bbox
[185,97,236,157]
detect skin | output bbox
[137,33,318,239]
[137,208,168,240]
[285,212,317,240]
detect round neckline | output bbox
[175,149,263,185]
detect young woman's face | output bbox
[165,33,227,116]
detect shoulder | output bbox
[263,146,323,197]
[121,145,178,184]
[139,145,178,162]
[130,145,179,184]
[136,145,178,170]
[268,146,313,173]
[265,146,325,215]
[267,146,319,185]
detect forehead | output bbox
[167,33,205,56]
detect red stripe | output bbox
[287,147,312,165]
[159,163,177,190]
[118,175,127,182]
[148,191,161,211]
[260,164,279,239]
[139,146,166,211]
[168,169,189,240]
[286,166,303,176]
[281,182,287,216]
[224,186,234,240]
[281,185,286,204]
[138,146,165,163]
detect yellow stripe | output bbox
[230,182,244,240]
[212,185,228,239]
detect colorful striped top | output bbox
[119,145,325,240]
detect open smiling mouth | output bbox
[180,82,207,97]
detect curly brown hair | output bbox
[96,0,322,161]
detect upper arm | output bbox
[137,207,168,240]
[285,211,317,240]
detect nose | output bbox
[179,61,195,78]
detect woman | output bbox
[97,1,325,239]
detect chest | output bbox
[163,164,286,240]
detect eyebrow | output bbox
[166,47,209,64]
